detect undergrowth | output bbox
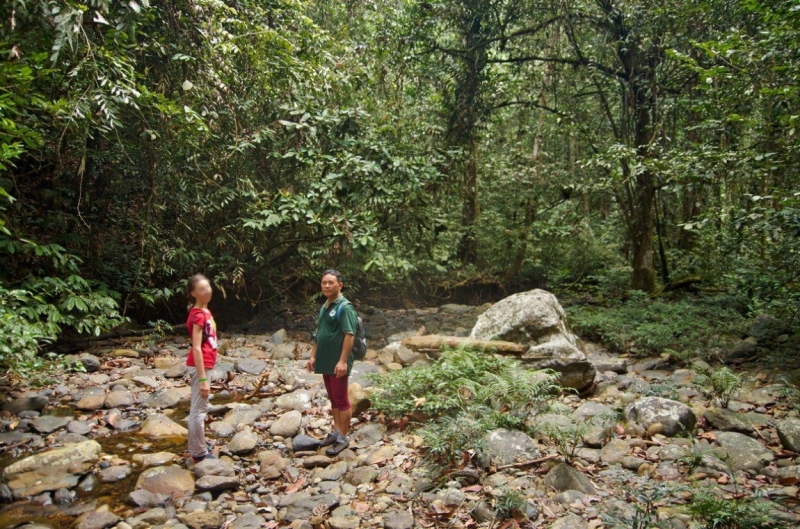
[369,346,562,466]
[567,291,746,356]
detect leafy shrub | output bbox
[0,239,125,375]
[370,346,562,466]
[567,291,746,355]
[369,346,561,419]
[494,488,526,519]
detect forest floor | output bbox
[0,305,799,529]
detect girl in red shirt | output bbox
[186,274,218,463]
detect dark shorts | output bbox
[322,374,351,411]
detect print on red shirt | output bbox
[186,308,218,369]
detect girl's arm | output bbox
[192,324,210,398]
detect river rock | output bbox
[236,358,268,375]
[228,428,258,454]
[384,510,414,529]
[292,434,320,452]
[196,474,240,492]
[317,461,349,481]
[483,428,539,466]
[600,439,629,465]
[258,450,286,479]
[165,363,189,378]
[221,405,263,426]
[345,466,379,486]
[625,397,696,437]
[75,394,106,411]
[180,511,223,529]
[348,383,371,416]
[139,413,188,438]
[74,510,120,529]
[551,513,589,529]
[104,391,133,409]
[30,415,70,434]
[275,391,313,412]
[543,463,598,494]
[712,431,774,471]
[777,418,800,453]
[3,395,48,415]
[230,514,265,529]
[135,465,194,498]
[3,440,101,498]
[98,464,131,483]
[270,410,302,437]
[145,388,184,409]
[127,489,169,508]
[469,289,595,390]
[194,458,236,478]
[134,451,179,468]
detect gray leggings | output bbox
[188,367,210,459]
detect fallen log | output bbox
[400,335,525,355]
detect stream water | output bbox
[0,396,235,528]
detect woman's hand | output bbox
[334,360,348,378]
[199,380,210,399]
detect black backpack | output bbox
[317,300,368,360]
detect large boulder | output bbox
[2,440,101,498]
[625,397,696,437]
[135,465,194,499]
[482,428,539,466]
[470,289,595,390]
[139,413,188,438]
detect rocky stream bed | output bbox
[1,293,800,529]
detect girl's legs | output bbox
[188,367,210,460]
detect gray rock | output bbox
[77,353,102,373]
[104,391,133,409]
[127,489,169,508]
[329,516,360,529]
[271,329,289,344]
[572,402,611,422]
[292,434,320,452]
[145,388,183,409]
[713,431,774,471]
[221,405,263,426]
[352,423,386,447]
[230,514,265,529]
[704,408,757,434]
[543,463,598,494]
[195,474,239,492]
[258,450,286,479]
[483,428,539,466]
[470,289,595,390]
[3,395,48,415]
[270,410,302,437]
[165,363,189,378]
[74,511,119,529]
[236,358,268,375]
[747,314,787,341]
[727,337,759,362]
[349,361,383,388]
[53,487,73,505]
[227,428,258,455]
[275,390,313,412]
[600,439,629,465]
[139,413,188,438]
[625,397,696,437]
[194,458,236,478]
[98,465,131,483]
[2,440,101,498]
[345,467,379,486]
[384,509,414,529]
[551,513,589,529]
[777,418,800,453]
[284,493,339,522]
[135,465,195,499]
[317,461,349,481]
[30,415,70,434]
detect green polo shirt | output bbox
[315,296,357,376]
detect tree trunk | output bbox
[458,136,480,264]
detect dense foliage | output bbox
[2,0,799,366]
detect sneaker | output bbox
[318,432,338,447]
[192,452,218,464]
[325,438,350,456]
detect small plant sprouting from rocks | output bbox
[603,481,682,529]
[537,422,588,464]
[696,367,743,408]
[494,488,526,520]
[688,491,784,529]
[417,412,488,466]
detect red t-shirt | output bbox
[186,308,218,369]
